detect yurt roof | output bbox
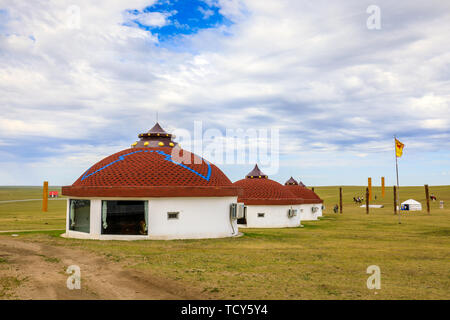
[401,199,421,205]
[62,123,241,198]
[233,165,304,205]
[283,177,322,204]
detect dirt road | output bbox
[0,237,201,299]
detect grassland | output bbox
[0,187,65,231]
[0,185,449,299]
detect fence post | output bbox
[425,184,430,214]
[42,181,48,212]
[366,187,369,214]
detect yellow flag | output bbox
[395,139,404,157]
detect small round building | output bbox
[284,177,323,220]
[62,123,241,240]
[233,165,304,228]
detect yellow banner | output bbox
[395,139,404,157]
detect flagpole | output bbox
[394,135,401,224]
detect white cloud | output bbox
[198,6,215,19]
[125,11,173,27]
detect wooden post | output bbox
[42,181,48,212]
[368,177,372,201]
[381,177,385,198]
[393,185,397,215]
[339,187,343,214]
[425,184,430,214]
[366,187,369,214]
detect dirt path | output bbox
[0,237,202,299]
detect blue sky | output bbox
[0,0,449,186]
[126,0,232,42]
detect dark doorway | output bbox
[101,200,148,235]
[237,207,247,225]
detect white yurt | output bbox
[284,177,324,220]
[401,199,422,211]
[62,123,242,240]
[232,165,304,228]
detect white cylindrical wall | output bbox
[90,199,102,236]
[239,205,301,228]
[64,196,238,240]
[297,204,323,221]
[147,197,238,239]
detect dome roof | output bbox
[62,124,240,198]
[283,177,322,204]
[233,165,304,205]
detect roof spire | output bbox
[284,177,298,185]
[132,122,178,148]
[147,122,167,134]
[245,164,268,179]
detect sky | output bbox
[0,0,449,186]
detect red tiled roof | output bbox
[233,178,305,205]
[62,147,240,198]
[284,185,323,204]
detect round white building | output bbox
[284,177,324,221]
[61,123,241,240]
[233,165,305,228]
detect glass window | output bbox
[101,201,148,235]
[69,199,90,233]
[167,212,179,220]
[257,213,265,218]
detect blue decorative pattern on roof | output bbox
[80,150,212,182]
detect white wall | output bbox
[147,197,238,239]
[90,199,102,236]
[297,204,323,221]
[239,204,301,228]
[64,196,239,240]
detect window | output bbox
[257,213,265,218]
[69,199,90,233]
[167,212,179,220]
[101,201,148,235]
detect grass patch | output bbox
[0,276,27,298]
[37,254,61,263]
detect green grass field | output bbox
[0,185,449,299]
